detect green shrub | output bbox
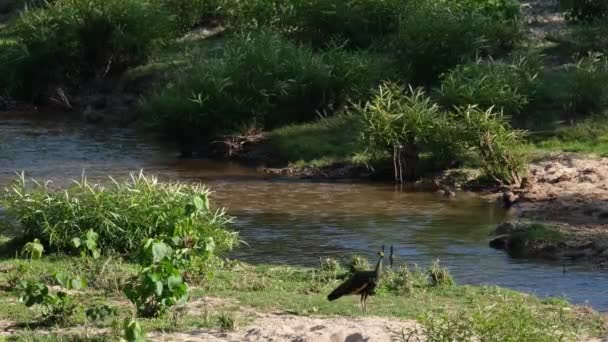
[428,259,454,287]
[561,0,608,22]
[437,56,540,117]
[563,54,608,116]
[281,0,403,47]
[4,0,173,100]
[459,106,527,185]
[160,0,223,32]
[559,19,608,54]
[124,239,190,317]
[348,255,370,273]
[2,172,238,256]
[142,31,392,150]
[360,82,456,181]
[391,0,522,85]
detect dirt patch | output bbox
[150,313,421,342]
[491,154,608,264]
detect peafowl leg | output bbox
[362,292,368,312]
[360,294,364,311]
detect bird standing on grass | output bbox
[327,246,385,312]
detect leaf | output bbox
[70,276,87,290]
[71,237,82,248]
[151,242,172,264]
[92,249,101,259]
[124,318,145,342]
[167,275,183,291]
[154,280,163,296]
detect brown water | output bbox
[1,113,608,311]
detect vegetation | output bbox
[1,172,237,255]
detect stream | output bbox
[1,113,607,311]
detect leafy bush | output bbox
[125,239,189,317]
[348,255,370,273]
[16,273,85,323]
[360,82,455,181]
[142,31,392,150]
[160,0,223,32]
[561,0,608,22]
[391,0,522,85]
[563,54,608,116]
[428,260,454,287]
[2,172,238,255]
[558,19,608,54]
[437,56,541,117]
[3,0,172,99]
[280,0,404,47]
[459,106,527,185]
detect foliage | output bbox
[16,273,85,323]
[71,229,101,259]
[217,312,238,331]
[459,106,527,184]
[278,0,404,47]
[561,0,608,22]
[22,238,44,260]
[124,239,190,317]
[407,296,579,341]
[2,171,237,256]
[391,0,522,85]
[360,82,455,181]
[142,31,392,148]
[348,255,371,273]
[3,0,173,99]
[559,19,608,54]
[437,55,541,117]
[428,260,454,287]
[380,264,429,295]
[160,0,222,32]
[563,54,608,116]
[123,318,145,342]
[85,304,117,322]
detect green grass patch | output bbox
[0,255,604,340]
[528,118,608,156]
[267,114,367,167]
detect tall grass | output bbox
[1,172,238,256]
[437,55,541,117]
[391,0,522,85]
[142,31,394,151]
[1,0,173,100]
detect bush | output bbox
[437,56,540,117]
[142,31,393,151]
[459,106,527,185]
[360,82,454,181]
[3,0,173,100]
[280,0,403,47]
[391,0,522,85]
[1,172,238,256]
[563,54,608,116]
[558,19,608,54]
[561,0,608,22]
[160,0,225,32]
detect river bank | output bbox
[490,154,608,265]
[0,257,605,341]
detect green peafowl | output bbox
[327,246,384,312]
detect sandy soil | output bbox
[151,313,421,342]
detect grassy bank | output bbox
[0,256,605,340]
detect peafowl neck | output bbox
[374,255,384,277]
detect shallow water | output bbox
[1,113,608,311]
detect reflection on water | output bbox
[1,113,608,311]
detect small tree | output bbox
[360,82,445,182]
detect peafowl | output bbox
[327,246,384,311]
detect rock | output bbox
[495,222,515,235]
[502,191,519,208]
[489,235,509,250]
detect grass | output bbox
[267,114,368,168]
[527,118,608,156]
[0,254,604,340]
